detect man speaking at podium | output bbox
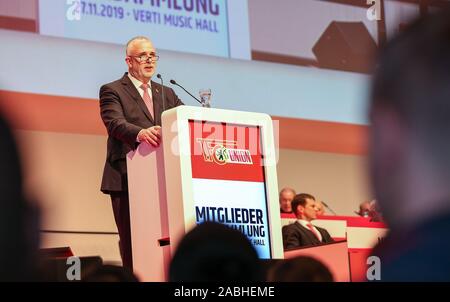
[282,194,334,249]
[99,36,183,269]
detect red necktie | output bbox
[307,223,321,242]
[140,83,154,119]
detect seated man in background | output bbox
[315,200,325,216]
[279,187,296,214]
[355,200,384,222]
[282,194,333,249]
[367,200,384,222]
[355,200,372,217]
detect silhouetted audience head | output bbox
[267,256,333,282]
[0,114,40,281]
[169,222,262,282]
[83,264,139,282]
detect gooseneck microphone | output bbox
[169,79,203,105]
[156,73,166,113]
[321,201,338,216]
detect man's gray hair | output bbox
[279,187,296,197]
[125,36,151,56]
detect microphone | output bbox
[156,74,166,113]
[321,201,337,216]
[169,79,203,105]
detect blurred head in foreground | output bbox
[169,222,262,282]
[83,264,138,282]
[0,114,39,281]
[369,9,450,281]
[267,256,333,282]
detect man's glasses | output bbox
[131,54,160,63]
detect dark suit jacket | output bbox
[282,221,334,250]
[99,73,183,193]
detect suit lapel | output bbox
[120,73,155,124]
[294,222,313,244]
[316,227,327,242]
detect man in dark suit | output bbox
[282,194,333,249]
[99,36,183,269]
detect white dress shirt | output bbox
[128,73,152,99]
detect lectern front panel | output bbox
[189,120,272,258]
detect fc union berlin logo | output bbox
[196,139,253,165]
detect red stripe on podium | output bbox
[189,120,265,182]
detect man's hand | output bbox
[137,126,161,147]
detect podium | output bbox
[127,106,284,281]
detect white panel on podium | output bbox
[127,143,170,282]
[161,106,283,259]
